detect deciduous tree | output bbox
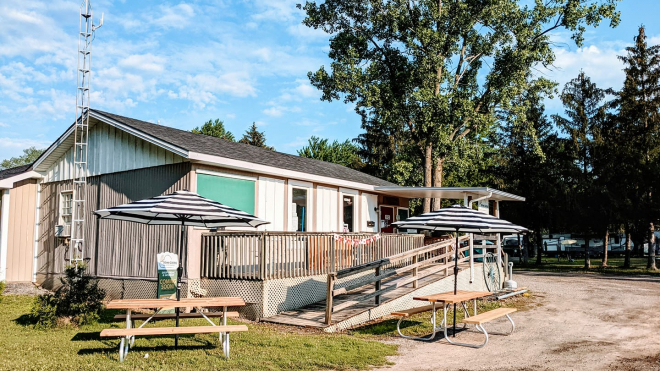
[192,119,235,141]
[0,147,44,170]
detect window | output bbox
[397,208,409,222]
[292,188,308,232]
[60,191,73,226]
[343,196,354,232]
[197,172,256,214]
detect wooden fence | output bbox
[200,232,425,280]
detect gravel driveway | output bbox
[385,271,660,371]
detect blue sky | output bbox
[0,0,659,162]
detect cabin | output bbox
[0,109,524,327]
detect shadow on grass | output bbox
[13,313,37,327]
[77,343,217,356]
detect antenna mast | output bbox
[70,0,102,264]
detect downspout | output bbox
[0,189,10,281]
[32,181,41,283]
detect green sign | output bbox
[157,252,178,309]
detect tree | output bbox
[191,119,235,141]
[300,0,621,213]
[298,136,365,170]
[608,26,660,270]
[0,147,44,170]
[238,122,274,150]
[552,72,606,269]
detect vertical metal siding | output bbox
[36,162,192,282]
[45,122,185,182]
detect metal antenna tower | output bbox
[70,0,102,264]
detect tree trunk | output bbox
[584,234,591,269]
[648,222,657,270]
[432,157,444,210]
[423,144,433,213]
[601,230,609,267]
[534,232,542,265]
[624,228,632,268]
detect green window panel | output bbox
[197,173,255,214]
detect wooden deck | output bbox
[262,262,470,328]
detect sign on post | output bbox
[157,252,178,303]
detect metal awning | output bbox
[373,186,525,202]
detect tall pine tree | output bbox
[239,122,274,150]
[609,26,660,270]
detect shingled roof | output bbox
[0,164,31,181]
[91,109,397,187]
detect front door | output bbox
[380,206,394,233]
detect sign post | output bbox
[157,252,178,313]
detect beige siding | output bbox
[36,162,192,283]
[45,122,185,182]
[6,179,37,282]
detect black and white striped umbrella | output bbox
[94,190,268,347]
[392,205,527,233]
[393,204,527,337]
[94,190,269,228]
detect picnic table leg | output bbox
[222,306,229,357]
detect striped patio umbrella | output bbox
[393,205,527,336]
[94,190,269,347]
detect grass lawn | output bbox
[350,293,536,339]
[0,295,396,371]
[513,257,660,277]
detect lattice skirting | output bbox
[323,265,500,332]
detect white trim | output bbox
[288,182,313,232]
[373,186,525,202]
[32,181,41,283]
[0,171,42,189]
[188,151,379,192]
[0,190,10,281]
[89,111,188,157]
[32,126,76,170]
[196,169,257,182]
[289,179,313,188]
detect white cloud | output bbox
[152,3,195,29]
[226,113,236,119]
[283,136,311,148]
[263,106,284,117]
[251,0,300,22]
[119,54,167,73]
[0,137,52,150]
[0,122,9,128]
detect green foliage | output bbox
[298,136,365,170]
[300,0,621,211]
[0,281,5,295]
[2,295,396,369]
[30,265,105,329]
[238,122,274,150]
[191,119,235,141]
[0,147,44,170]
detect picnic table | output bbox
[101,297,247,362]
[392,290,515,348]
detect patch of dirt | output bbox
[609,354,660,371]
[385,272,660,371]
[552,340,615,354]
[3,282,51,296]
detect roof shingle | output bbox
[91,109,396,187]
[0,164,31,181]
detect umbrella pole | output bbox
[175,221,184,348]
[453,228,459,337]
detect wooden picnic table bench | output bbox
[101,297,246,362]
[392,290,516,347]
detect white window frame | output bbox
[59,191,73,227]
[339,188,359,233]
[288,180,313,232]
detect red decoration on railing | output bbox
[333,234,381,246]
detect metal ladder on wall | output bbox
[70,0,102,264]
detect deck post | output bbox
[503,253,509,279]
[412,254,418,289]
[496,233,502,267]
[330,238,336,273]
[469,234,474,283]
[325,272,336,325]
[259,233,267,280]
[375,265,381,305]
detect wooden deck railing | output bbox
[200,232,425,281]
[324,235,470,325]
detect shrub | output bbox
[0,280,5,295]
[30,264,105,329]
